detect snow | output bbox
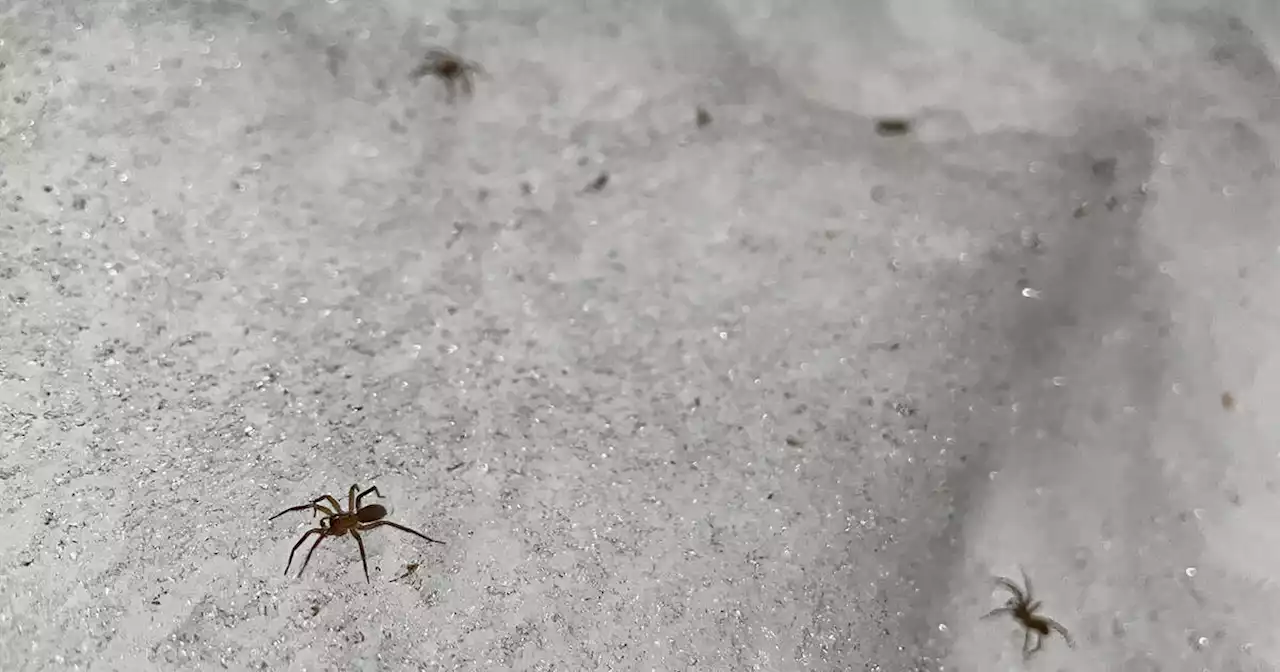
[3,0,1280,669]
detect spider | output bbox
[269,484,445,583]
[982,568,1074,659]
[409,47,485,102]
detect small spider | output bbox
[410,47,485,102]
[269,484,445,583]
[982,568,1074,659]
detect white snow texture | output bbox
[3,0,1280,670]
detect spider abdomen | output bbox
[357,504,387,523]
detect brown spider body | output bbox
[269,484,444,583]
[410,47,484,102]
[983,569,1074,659]
[356,503,386,523]
[315,503,384,536]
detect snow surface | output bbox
[4,0,1280,670]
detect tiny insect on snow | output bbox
[982,568,1074,659]
[269,484,445,583]
[410,47,485,102]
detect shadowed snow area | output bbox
[3,0,1280,670]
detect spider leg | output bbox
[1024,631,1044,659]
[315,505,335,519]
[359,520,446,545]
[269,503,317,521]
[283,528,324,575]
[355,486,383,509]
[353,529,371,583]
[348,484,359,512]
[269,494,342,521]
[1022,629,1034,657]
[1020,566,1034,601]
[321,495,343,512]
[981,606,1015,620]
[993,576,1025,602]
[296,531,329,578]
[1044,618,1074,647]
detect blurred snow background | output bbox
[3,0,1280,670]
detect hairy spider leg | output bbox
[355,486,383,510]
[993,576,1024,601]
[1045,618,1074,646]
[270,503,317,521]
[305,504,335,521]
[297,531,328,578]
[269,494,342,521]
[1020,567,1034,601]
[982,606,1016,620]
[352,530,371,583]
[358,519,446,545]
[283,527,326,575]
[348,484,383,510]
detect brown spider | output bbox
[409,47,485,102]
[269,484,445,583]
[982,568,1074,659]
